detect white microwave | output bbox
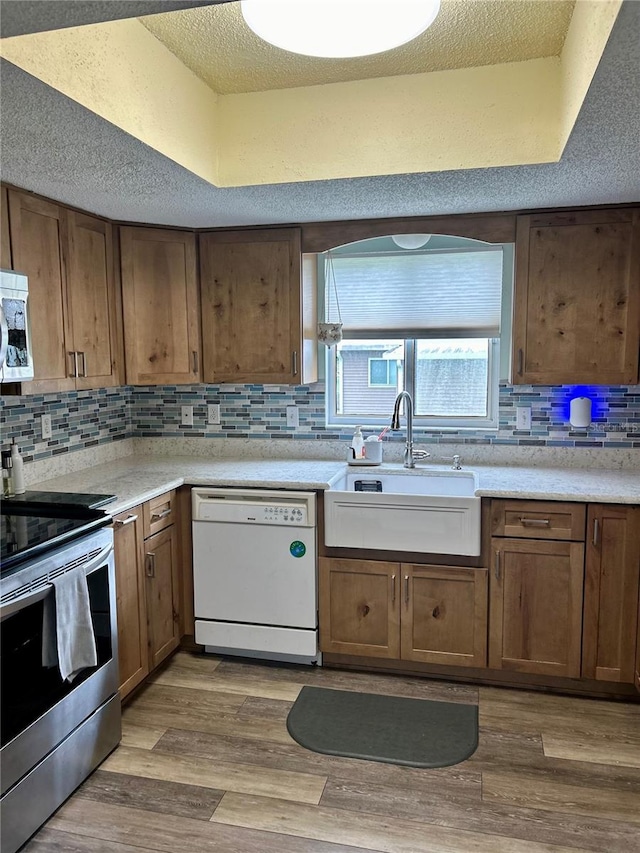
[0,269,33,382]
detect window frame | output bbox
[325,337,500,431]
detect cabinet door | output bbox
[8,190,75,392]
[120,227,200,385]
[145,525,180,670]
[489,538,584,678]
[1,186,11,269]
[113,508,149,699]
[401,565,488,667]
[66,212,121,389]
[512,209,640,385]
[200,228,303,384]
[583,505,640,683]
[319,557,400,658]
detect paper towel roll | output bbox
[569,396,592,428]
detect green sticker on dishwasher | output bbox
[290,540,306,558]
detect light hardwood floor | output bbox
[24,652,640,853]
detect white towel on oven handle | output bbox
[41,566,98,682]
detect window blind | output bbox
[325,248,504,338]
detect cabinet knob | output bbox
[593,518,600,547]
[494,550,501,581]
[192,351,199,373]
[292,351,298,376]
[517,348,523,376]
[77,351,87,377]
[68,351,79,378]
[404,575,410,606]
[391,574,396,604]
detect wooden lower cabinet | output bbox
[489,538,584,678]
[319,557,487,666]
[113,493,181,699]
[144,525,180,670]
[582,505,640,683]
[319,558,400,658]
[113,508,148,698]
[401,565,487,667]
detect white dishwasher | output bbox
[192,488,319,663]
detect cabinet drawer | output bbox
[143,491,176,539]
[490,500,585,541]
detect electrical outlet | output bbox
[207,404,220,425]
[181,405,194,426]
[286,405,299,428]
[41,414,52,440]
[516,406,532,430]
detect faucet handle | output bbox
[412,449,431,460]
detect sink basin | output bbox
[325,468,481,556]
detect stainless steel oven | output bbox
[0,517,121,853]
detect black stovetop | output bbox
[0,492,115,577]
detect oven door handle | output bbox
[0,542,113,621]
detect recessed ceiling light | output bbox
[240,0,441,59]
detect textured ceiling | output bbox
[0,0,638,228]
[0,1,223,38]
[140,0,575,94]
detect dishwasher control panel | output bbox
[192,488,315,527]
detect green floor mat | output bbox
[287,686,478,769]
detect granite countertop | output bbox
[23,455,640,514]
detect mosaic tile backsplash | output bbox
[2,383,639,463]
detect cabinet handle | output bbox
[146,552,156,578]
[68,351,79,378]
[151,507,172,521]
[77,351,87,377]
[517,348,523,376]
[192,351,199,373]
[115,514,138,527]
[593,518,600,547]
[404,575,410,606]
[391,574,396,603]
[292,350,298,376]
[494,550,501,581]
[518,517,550,527]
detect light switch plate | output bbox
[286,405,299,428]
[516,406,532,430]
[181,405,194,426]
[41,414,52,440]
[207,404,220,425]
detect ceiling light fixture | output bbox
[240,0,441,59]
[391,234,432,249]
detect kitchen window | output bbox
[323,236,513,430]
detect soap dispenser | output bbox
[351,425,365,460]
[10,439,25,495]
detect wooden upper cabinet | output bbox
[200,228,316,384]
[8,190,75,392]
[120,227,200,385]
[1,186,11,269]
[66,211,120,389]
[7,190,120,393]
[582,505,640,684]
[512,209,640,385]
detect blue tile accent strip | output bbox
[2,382,640,460]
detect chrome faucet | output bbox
[391,391,430,468]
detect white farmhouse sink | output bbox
[325,468,481,556]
